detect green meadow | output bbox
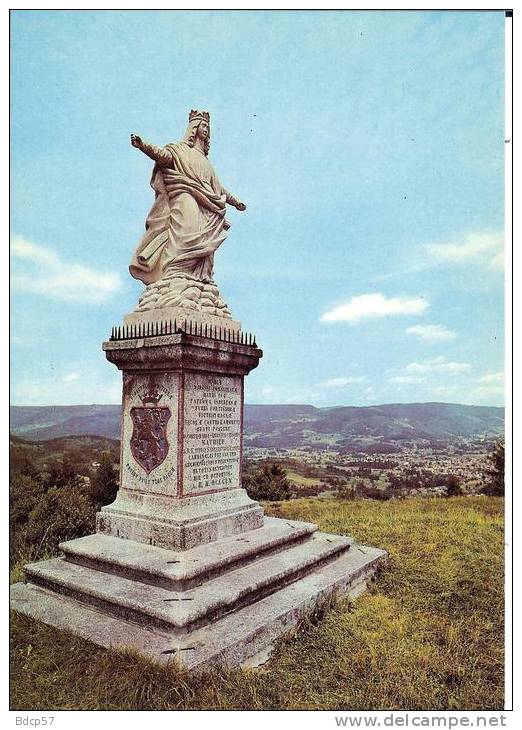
[10,496,504,711]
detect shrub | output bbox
[24,485,96,554]
[89,451,119,507]
[9,472,45,528]
[359,484,393,501]
[482,440,505,496]
[297,484,326,497]
[243,463,292,501]
[42,455,79,491]
[445,475,463,497]
[10,448,40,481]
[336,484,356,501]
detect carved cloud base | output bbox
[135,272,232,318]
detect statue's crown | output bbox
[189,109,210,123]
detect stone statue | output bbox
[129,110,246,316]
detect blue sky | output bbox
[10,9,506,408]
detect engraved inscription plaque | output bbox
[183,372,242,495]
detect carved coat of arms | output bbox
[130,387,171,474]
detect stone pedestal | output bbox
[10,312,387,670]
[97,316,263,550]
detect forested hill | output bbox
[10,402,503,451]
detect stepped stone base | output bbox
[10,517,387,670]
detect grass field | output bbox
[285,470,325,487]
[10,496,504,711]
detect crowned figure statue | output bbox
[129,110,246,316]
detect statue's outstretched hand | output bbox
[130,134,143,149]
[236,202,247,211]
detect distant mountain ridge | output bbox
[10,402,504,451]
[10,405,121,441]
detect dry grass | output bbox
[285,470,323,486]
[10,496,504,711]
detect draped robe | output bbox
[129,142,233,285]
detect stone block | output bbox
[98,328,264,551]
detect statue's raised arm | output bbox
[129,110,246,318]
[131,134,173,167]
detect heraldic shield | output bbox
[130,406,172,474]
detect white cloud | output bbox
[361,386,378,403]
[417,383,502,406]
[11,237,60,266]
[406,324,457,341]
[427,231,504,270]
[11,235,122,303]
[479,371,504,383]
[466,382,504,406]
[388,375,427,384]
[282,391,323,404]
[63,372,80,384]
[490,251,504,270]
[405,356,471,375]
[261,386,274,395]
[321,293,428,324]
[319,376,364,388]
[11,335,29,346]
[372,264,431,283]
[386,365,504,407]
